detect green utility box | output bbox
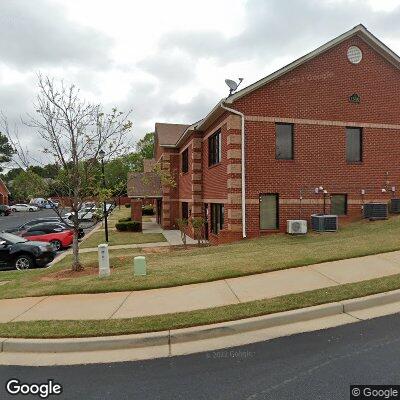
[134,256,147,276]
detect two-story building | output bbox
[146,25,400,244]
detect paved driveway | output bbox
[0,208,67,231]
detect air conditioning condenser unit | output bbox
[287,220,307,234]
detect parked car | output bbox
[0,205,11,216]
[11,204,39,212]
[20,223,74,251]
[0,232,56,270]
[64,206,101,222]
[5,218,85,239]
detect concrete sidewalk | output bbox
[3,250,400,323]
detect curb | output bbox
[2,288,400,354]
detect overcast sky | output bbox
[1,0,400,165]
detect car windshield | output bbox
[0,232,28,244]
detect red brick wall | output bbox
[158,33,400,243]
[233,35,400,238]
[202,112,229,200]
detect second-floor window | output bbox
[346,127,362,162]
[208,129,221,166]
[181,148,189,173]
[276,123,294,160]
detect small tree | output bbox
[12,170,48,202]
[24,74,133,271]
[191,217,205,246]
[176,218,188,248]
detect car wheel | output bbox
[29,208,34,212]
[50,240,62,251]
[14,255,33,271]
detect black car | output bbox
[5,217,85,239]
[0,232,56,270]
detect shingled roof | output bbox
[155,123,190,146]
[127,172,162,198]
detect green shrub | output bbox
[118,217,131,223]
[125,203,131,208]
[142,205,154,215]
[115,220,142,232]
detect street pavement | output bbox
[1,312,400,399]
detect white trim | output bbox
[225,24,400,104]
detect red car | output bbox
[20,223,73,251]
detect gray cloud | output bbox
[0,0,113,69]
[160,0,400,63]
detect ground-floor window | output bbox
[330,194,347,215]
[211,203,224,234]
[259,194,279,230]
[181,202,189,220]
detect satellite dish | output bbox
[225,78,244,95]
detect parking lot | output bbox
[0,208,68,231]
[0,208,99,261]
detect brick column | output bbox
[130,199,143,231]
[224,115,243,242]
[191,134,203,219]
[160,152,179,229]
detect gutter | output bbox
[220,101,247,239]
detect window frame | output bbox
[181,202,189,220]
[275,123,294,160]
[210,203,224,234]
[208,129,222,167]
[330,194,348,216]
[181,148,189,174]
[346,127,362,163]
[259,193,279,230]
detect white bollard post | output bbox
[98,244,110,277]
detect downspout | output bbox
[220,101,247,239]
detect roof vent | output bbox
[347,46,362,64]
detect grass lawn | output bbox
[1,216,400,299]
[2,273,400,338]
[80,231,166,248]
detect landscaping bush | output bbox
[125,203,131,208]
[115,220,142,232]
[142,205,154,215]
[118,217,131,223]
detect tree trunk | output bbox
[72,229,82,271]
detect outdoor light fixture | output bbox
[382,188,387,193]
[361,189,365,195]
[392,186,396,192]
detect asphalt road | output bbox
[1,313,400,399]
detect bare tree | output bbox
[23,74,133,271]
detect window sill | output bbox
[346,162,363,165]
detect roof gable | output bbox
[225,24,400,104]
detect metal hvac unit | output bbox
[311,214,338,232]
[390,199,400,214]
[363,203,388,220]
[287,220,307,234]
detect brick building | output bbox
[146,25,400,244]
[0,178,9,205]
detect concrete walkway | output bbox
[2,250,400,323]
